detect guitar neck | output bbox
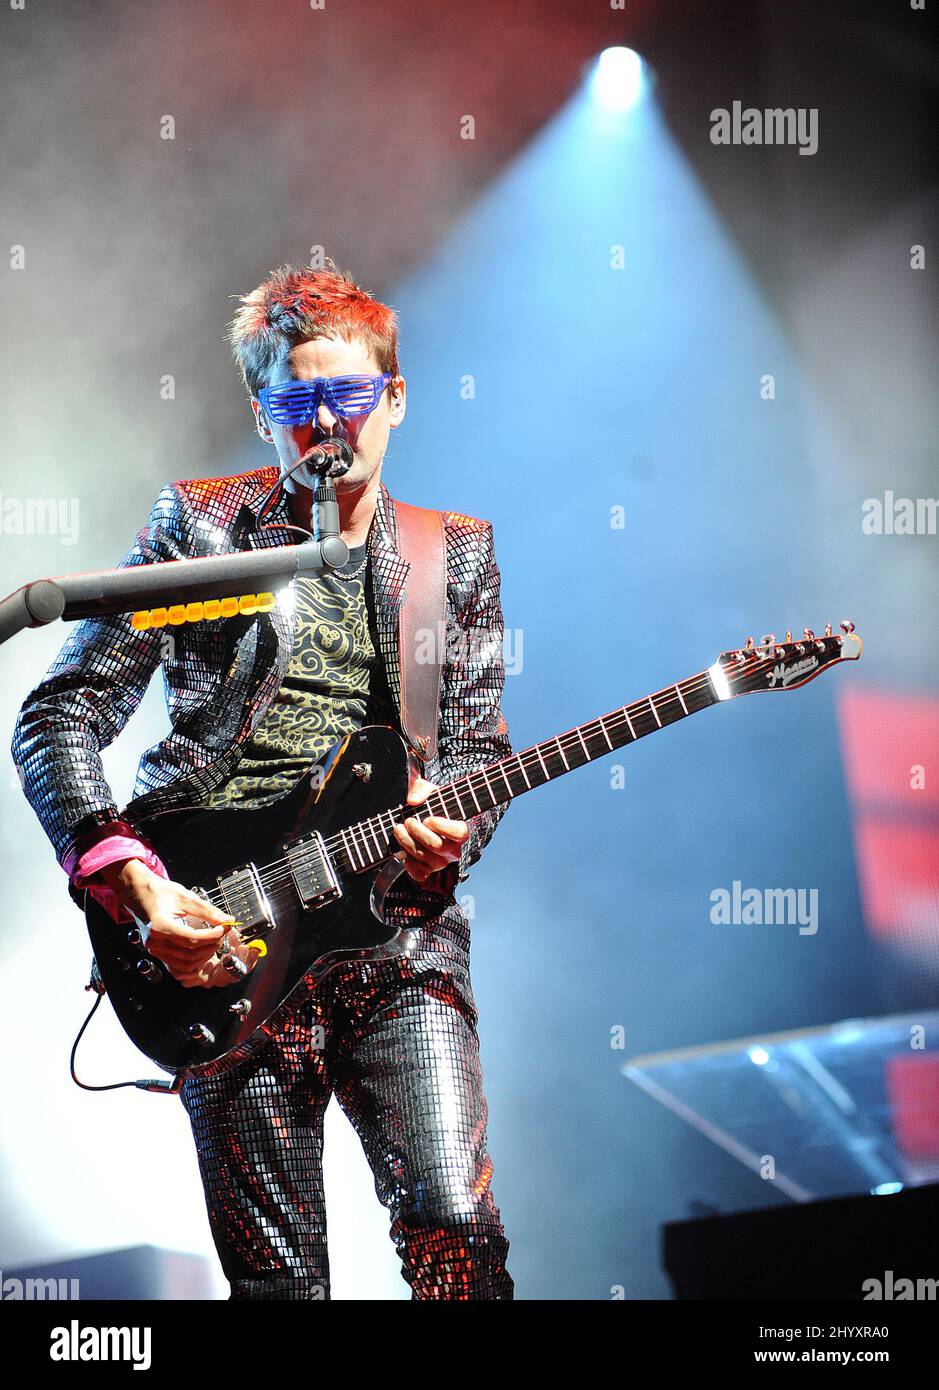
[332,668,720,874]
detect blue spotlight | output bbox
[591,47,645,112]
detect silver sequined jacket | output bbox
[11,470,512,904]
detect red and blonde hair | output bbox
[228,259,400,397]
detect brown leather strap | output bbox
[392,497,446,765]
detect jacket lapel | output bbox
[369,480,409,722]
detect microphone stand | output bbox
[0,456,351,647]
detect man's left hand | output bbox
[392,773,469,884]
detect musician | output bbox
[11,261,514,1300]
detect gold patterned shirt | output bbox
[203,544,396,808]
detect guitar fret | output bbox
[576,726,590,761]
[555,736,570,771]
[599,718,614,750]
[676,683,688,714]
[342,826,363,871]
[534,744,549,780]
[649,696,662,729]
[364,818,383,862]
[517,755,532,789]
[353,822,371,866]
[623,709,636,739]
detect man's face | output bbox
[251,334,405,496]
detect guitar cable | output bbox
[70,971,182,1095]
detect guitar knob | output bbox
[222,955,249,979]
[136,959,163,982]
[188,1023,215,1045]
[803,628,815,640]
[840,619,855,634]
[127,927,143,947]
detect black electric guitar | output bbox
[85,623,861,1078]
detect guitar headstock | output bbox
[708,622,862,700]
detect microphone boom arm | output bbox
[0,539,337,646]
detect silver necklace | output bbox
[333,550,368,581]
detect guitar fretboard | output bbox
[327,668,719,875]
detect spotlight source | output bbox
[591,47,645,112]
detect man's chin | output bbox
[333,463,375,492]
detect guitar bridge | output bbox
[216,864,275,937]
[285,833,342,909]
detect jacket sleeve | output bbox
[424,518,512,896]
[10,483,191,868]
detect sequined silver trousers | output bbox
[179,948,513,1300]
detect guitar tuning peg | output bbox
[785,631,792,642]
[761,633,776,646]
[825,623,832,637]
[840,619,855,634]
[803,628,815,640]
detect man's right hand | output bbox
[97,858,254,989]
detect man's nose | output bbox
[315,401,340,432]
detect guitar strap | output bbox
[390,496,446,765]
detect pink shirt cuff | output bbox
[65,836,169,924]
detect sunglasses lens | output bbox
[327,377,381,416]
[263,382,318,424]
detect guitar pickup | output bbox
[285,833,342,909]
[216,864,275,937]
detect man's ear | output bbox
[251,397,275,444]
[388,375,406,428]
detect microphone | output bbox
[254,437,354,531]
[301,437,354,478]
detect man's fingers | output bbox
[405,774,437,805]
[162,918,228,944]
[422,816,469,841]
[179,893,236,927]
[406,816,444,850]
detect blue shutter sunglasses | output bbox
[258,373,393,426]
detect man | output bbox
[11,261,514,1300]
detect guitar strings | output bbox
[201,669,726,908]
[197,652,833,913]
